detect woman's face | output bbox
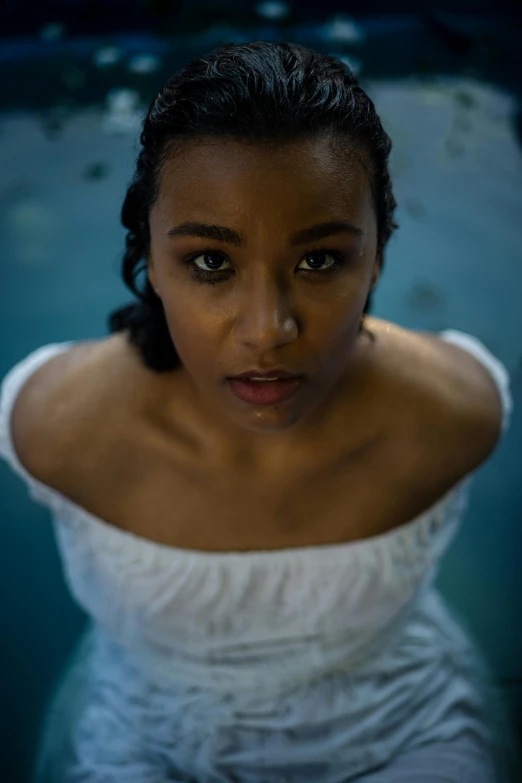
[148,137,380,435]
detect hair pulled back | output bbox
[108,41,399,371]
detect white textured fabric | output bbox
[0,330,518,782]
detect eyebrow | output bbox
[166,219,364,247]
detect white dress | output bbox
[0,330,520,783]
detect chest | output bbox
[62,420,453,552]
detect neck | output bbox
[168,334,377,472]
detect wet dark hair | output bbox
[108,41,399,371]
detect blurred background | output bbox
[0,1,521,781]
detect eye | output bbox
[191,251,232,273]
[298,250,344,273]
[183,248,348,285]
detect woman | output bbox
[1,42,520,782]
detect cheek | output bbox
[303,292,364,370]
[306,286,362,338]
[312,310,360,358]
[161,273,365,366]
[161,296,225,366]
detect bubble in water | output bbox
[254,1,291,21]
[322,14,366,45]
[127,54,161,75]
[93,46,123,68]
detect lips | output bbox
[227,376,305,405]
[230,370,302,381]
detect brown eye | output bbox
[191,252,232,272]
[183,247,348,286]
[298,251,341,272]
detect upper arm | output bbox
[426,334,505,473]
[9,359,67,483]
[455,374,504,469]
[9,342,98,483]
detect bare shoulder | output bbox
[9,331,139,482]
[366,317,504,476]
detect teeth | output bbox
[248,377,280,381]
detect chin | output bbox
[231,400,312,434]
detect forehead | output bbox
[154,138,374,226]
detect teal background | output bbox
[0,6,521,781]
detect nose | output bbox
[236,276,299,351]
